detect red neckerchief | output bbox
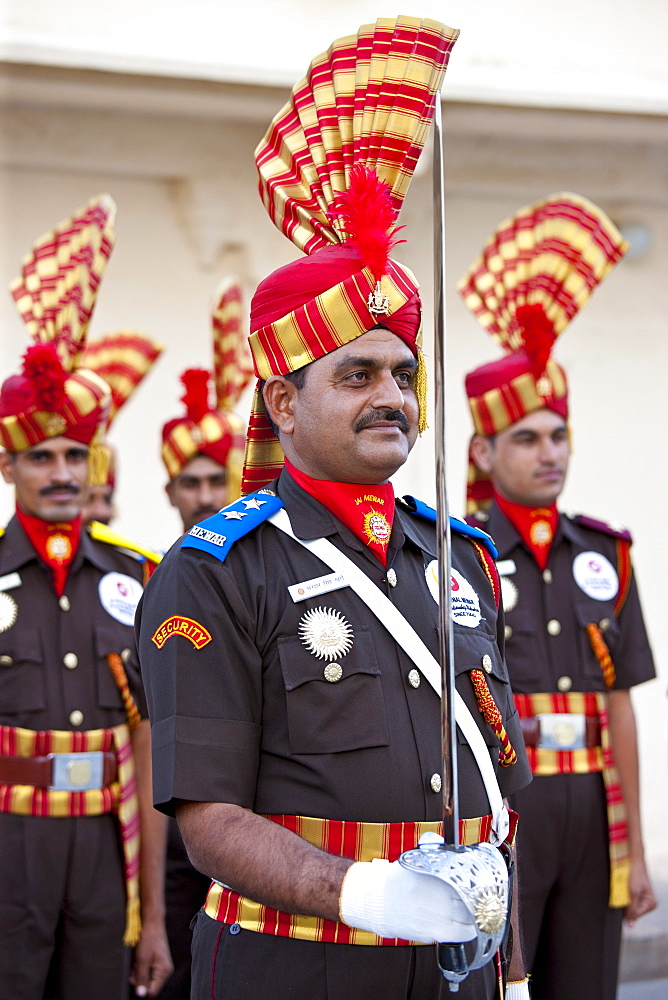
[495,492,558,571]
[16,505,81,597]
[285,459,395,566]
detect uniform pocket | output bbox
[94,623,135,709]
[0,627,46,713]
[277,627,389,754]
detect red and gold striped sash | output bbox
[514,692,629,907]
[0,723,141,943]
[204,811,516,944]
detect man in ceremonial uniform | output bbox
[0,197,172,999]
[138,19,531,1000]
[161,277,252,536]
[462,194,657,1000]
[157,278,252,1000]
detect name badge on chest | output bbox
[288,572,348,604]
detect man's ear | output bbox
[263,376,298,435]
[469,435,495,475]
[164,479,177,510]
[0,451,16,486]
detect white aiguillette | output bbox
[0,572,21,591]
[288,572,348,603]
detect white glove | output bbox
[505,978,530,999]
[339,857,477,944]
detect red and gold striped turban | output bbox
[242,16,460,493]
[161,277,253,502]
[0,196,116,482]
[460,192,628,512]
[81,332,164,487]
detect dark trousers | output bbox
[191,909,498,1000]
[510,771,624,1000]
[155,818,211,1000]
[0,812,130,1000]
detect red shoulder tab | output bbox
[569,513,632,544]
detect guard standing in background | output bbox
[0,196,172,999]
[462,193,657,1000]
[157,276,252,999]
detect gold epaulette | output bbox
[89,521,161,565]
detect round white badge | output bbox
[572,551,619,602]
[425,560,481,628]
[98,573,144,626]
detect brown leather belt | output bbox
[520,715,601,749]
[0,751,117,788]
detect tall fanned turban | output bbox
[460,192,628,513]
[161,277,253,503]
[0,196,118,483]
[242,16,460,493]
[81,332,164,487]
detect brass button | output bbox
[0,654,13,666]
[474,510,489,523]
[557,675,572,692]
[430,773,442,793]
[69,709,84,727]
[59,595,71,612]
[599,618,611,632]
[408,669,421,689]
[547,619,561,636]
[121,648,132,663]
[63,652,78,670]
[323,664,343,683]
[542,569,553,584]
[387,568,397,588]
[504,625,513,641]
[481,653,493,673]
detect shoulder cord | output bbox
[586,539,633,689]
[269,508,509,845]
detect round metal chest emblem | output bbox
[298,607,353,662]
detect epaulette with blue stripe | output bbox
[181,490,284,562]
[400,495,498,559]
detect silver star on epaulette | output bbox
[243,498,267,510]
[222,510,245,520]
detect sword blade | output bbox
[432,95,459,848]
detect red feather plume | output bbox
[330,165,404,280]
[180,369,211,423]
[22,343,69,411]
[516,304,556,379]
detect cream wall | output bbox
[1,3,667,885]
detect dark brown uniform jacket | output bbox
[0,515,148,1000]
[137,473,530,1000]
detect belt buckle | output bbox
[536,713,586,750]
[47,751,105,791]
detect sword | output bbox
[398,94,510,992]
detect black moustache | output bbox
[40,486,80,497]
[354,409,410,433]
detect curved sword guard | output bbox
[399,836,509,991]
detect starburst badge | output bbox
[363,509,390,547]
[530,520,553,546]
[0,592,18,633]
[298,607,354,662]
[474,888,506,935]
[46,533,72,562]
[500,576,519,613]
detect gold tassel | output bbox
[87,442,111,487]
[415,348,428,434]
[609,857,631,908]
[123,896,142,947]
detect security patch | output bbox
[152,616,212,650]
